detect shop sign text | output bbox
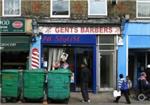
[39,26,121,35]
[0,18,25,33]
[43,36,80,43]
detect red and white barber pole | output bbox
[31,48,40,69]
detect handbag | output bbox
[113,90,121,97]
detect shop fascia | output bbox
[0,18,32,50]
[39,26,121,35]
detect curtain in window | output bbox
[48,48,64,71]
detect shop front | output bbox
[41,34,96,93]
[118,22,150,88]
[0,18,32,70]
[38,25,121,92]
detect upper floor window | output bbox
[51,0,70,18]
[136,0,150,18]
[88,0,107,17]
[2,0,21,17]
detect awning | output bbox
[0,36,30,52]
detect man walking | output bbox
[114,74,131,104]
[80,63,90,103]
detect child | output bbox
[126,76,132,95]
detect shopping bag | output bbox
[113,90,121,97]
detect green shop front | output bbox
[0,18,32,70]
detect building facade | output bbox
[1,0,150,92]
[118,21,150,88]
[37,22,120,93]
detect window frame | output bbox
[136,0,150,18]
[88,0,107,17]
[2,0,21,17]
[50,0,70,18]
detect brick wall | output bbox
[71,0,87,19]
[108,0,136,19]
[0,0,136,19]
[22,0,50,17]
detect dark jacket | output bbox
[80,66,89,84]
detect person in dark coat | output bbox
[80,63,90,103]
[138,72,150,92]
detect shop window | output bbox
[99,45,114,50]
[136,0,150,18]
[88,0,107,16]
[2,0,21,16]
[99,36,114,44]
[98,35,115,51]
[50,0,70,18]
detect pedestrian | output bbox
[126,76,132,95]
[138,72,150,91]
[113,74,131,104]
[80,63,90,103]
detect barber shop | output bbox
[31,24,120,93]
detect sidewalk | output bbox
[69,92,113,104]
[69,92,150,105]
[1,91,150,105]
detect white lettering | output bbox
[0,20,10,25]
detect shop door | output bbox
[100,51,114,89]
[74,47,93,91]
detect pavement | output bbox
[1,92,150,105]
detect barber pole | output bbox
[31,48,40,69]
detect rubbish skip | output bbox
[1,70,20,102]
[47,69,71,103]
[23,69,45,101]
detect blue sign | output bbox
[42,34,96,44]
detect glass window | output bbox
[88,0,107,16]
[136,0,150,18]
[99,45,114,50]
[51,0,70,18]
[100,52,114,88]
[99,36,114,44]
[2,0,21,16]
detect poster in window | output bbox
[51,0,70,17]
[88,0,107,16]
[2,0,21,16]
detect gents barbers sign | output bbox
[39,26,121,35]
[0,18,25,33]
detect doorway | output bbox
[75,47,93,91]
[100,51,114,90]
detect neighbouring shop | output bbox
[0,18,32,70]
[118,22,150,88]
